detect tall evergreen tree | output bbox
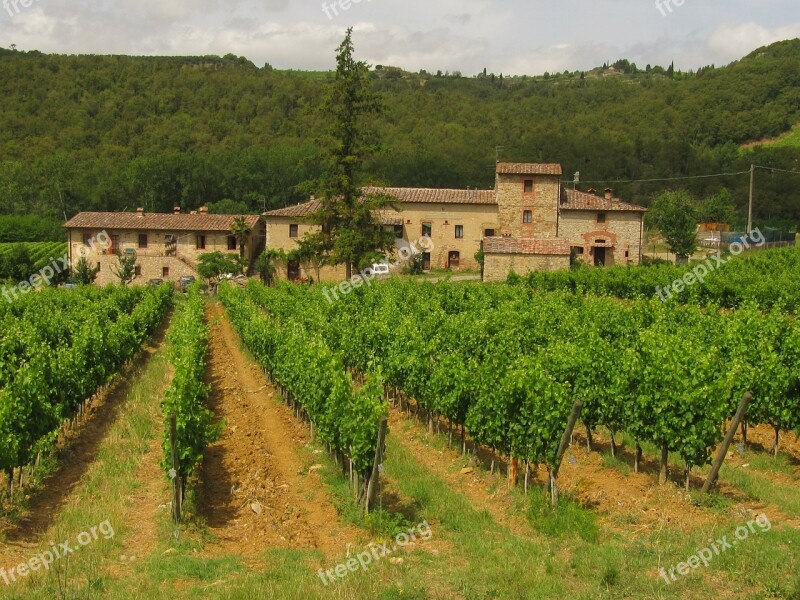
[301,28,395,279]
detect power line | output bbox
[754,164,800,175]
[565,170,751,185]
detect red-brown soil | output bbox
[197,302,362,562]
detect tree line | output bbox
[0,39,798,224]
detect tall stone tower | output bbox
[495,163,563,239]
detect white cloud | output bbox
[0,0,798,74]
[708,21,800,62]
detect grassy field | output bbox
[769,124,800,148]
[745,123,800,149]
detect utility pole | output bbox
[747,164,755,234]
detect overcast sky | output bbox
[1,0,799,75]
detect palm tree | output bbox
[230,216,252,261]
[254,249,286,287]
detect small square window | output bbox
[597,213,606,224]
[289,224,299,238]
[523,210,533,224]
[196,235,206,250]
[455,225,464,239]
[523,180,533,193]
[422,222,432,237]
[227,236,237,250]
[484,229,495,237]
[138,234,148,249]
[134,265,142,277]
[83,232,93,246]
[162,266,170,278]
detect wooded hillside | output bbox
[1,40,798,222]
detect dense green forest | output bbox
[0,39,799,224]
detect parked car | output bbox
[371,262,390,276]
[147,278,163,287]
[363,262,391,278]
[179,275,196,291]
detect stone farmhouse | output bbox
[64,207,264,285]
[264,162,646,282]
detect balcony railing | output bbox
[96,247,196,267]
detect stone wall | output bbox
[483,252,570,282]
[91,255,198,286]
[394,202,497,270]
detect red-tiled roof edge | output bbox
[561,188,647,212]
[495,163,563,176]
[263,199,321,218]
[63,212,262,231]
[266,187,497,217]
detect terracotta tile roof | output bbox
[265,199,403,225]
[484,237,571,256]
[265,187,497,219]
[363,186,496,205]
[264,199,322,218]
[561,188,646,212]
[496,163,563,176]
[64,212,262,232]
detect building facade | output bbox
[64,208,264,285]
[264,163,646,283]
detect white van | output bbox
[371,262,390,276]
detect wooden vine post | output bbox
[170,414,182,524]
[507,456,519,489]
[702,392,751,493]
[363,418,388,514]
[659,443,669,485]
[549,400,583,508]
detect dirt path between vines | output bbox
[198,302,361,562]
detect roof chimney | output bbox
[604,188,613,201]
[587,188,596,195]
[198,206,208,214]
[173,206,181,214]
[136,207,144,217]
